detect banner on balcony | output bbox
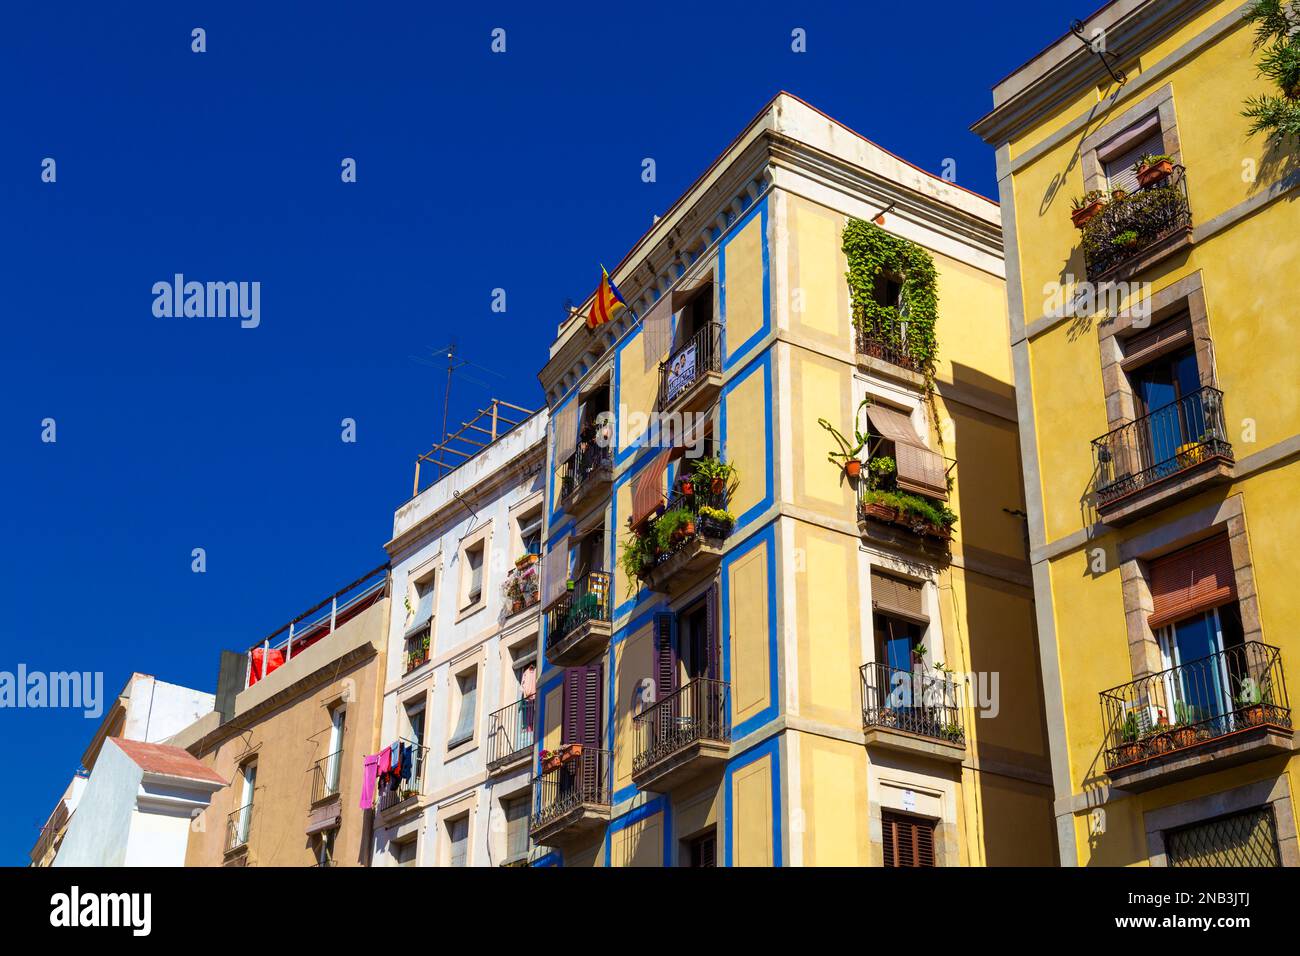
[664,344,697,405]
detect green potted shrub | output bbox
[1116,711,1143,764]
[691,455,737,500]
[1170,700,1201,748]
[819,397,873,480]
[697,504,736,536]
[1134,153,1175,188]
[1070,189,1107,228]
[1112,229,1140,249]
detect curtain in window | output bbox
[448,816,469,867]
[450,672,477,744]
[505,797,530,860]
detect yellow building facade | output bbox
[531,93,1055,866]
[975,0,1300,865]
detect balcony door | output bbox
[325,707,345,794]
[1157,603,1244,730]
[1130,345,1200,477]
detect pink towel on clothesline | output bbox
[359,753,380,810]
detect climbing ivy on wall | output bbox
[1242,0,1300,143]
[841,217,939,377]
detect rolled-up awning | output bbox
[867,404,948,501]
[629,450,670,528]
[542,535,570,609]
[552,401,577,468]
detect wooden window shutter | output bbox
[690,830,717,867]
[871,571,926,620]
[1149,535,1238,630]
[882,811,936,867]
[654,612,678,702]
[1121,314,1193,372]
[866,404,948,501]
[562,667,583,746]
[705,587,720,681]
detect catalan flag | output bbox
[586,266,629,330]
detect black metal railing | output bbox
[487,695,537,769]
[532,747,611,831]
[632,678,730,775]
[1100,641,1290,771]
[861,662,965,746]
[376,742,429,813]
[1092,386,1232,507]
[642,485,733,565]
[558,443,613,501]
[658,321,723,409]
[544,570,611,651]
[311,751,343,803]
[856,326,922,373]
[226,806,253,853]
[1082,166,1192,280]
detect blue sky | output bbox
[0,1,1070,863]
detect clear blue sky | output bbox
[0,1,1071,863]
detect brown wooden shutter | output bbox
[867,405,948,501]
[882,811,936,867]
[542,535,571,609]
[705,587,720,681]
[1149,535,1238,629]
[690,831,717,867]
[1121,314,1193,371]
[871,571,926,620]
[654,612,678,702]
[553,400,578,468]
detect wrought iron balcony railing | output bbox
[532,747,611,831]
[376,741,428,813]
[632,678,730,775]
[557,443,613,501]
[1092,386,1232,507]
[311,751,343,803]
[856,326,923,374]
[487,695,537,770]
[1100,641,1290,771]
[861,662,965,746]
[403,621,431,675]
[544,571,611,652]
[226,805,253,853]
[658,321,722,409]
[1082,167,1192,281]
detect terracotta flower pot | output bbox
[844,459,862,480]
[863,502,898,523]
[1071,200,1104,229]
[683,519,695,536]
[1170,727,1198,749]
[1135,160,1173,188]
[711,477,726,495]
[1116,742,1143,765]
[679,479,694,497]
[1241,704,1267,727]
[1147,733,1173,755]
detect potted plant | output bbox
[697,504,736,536]
[1134,153,1175,188]
[1112,229,1140,249]
[515,552,538,570]
[1235,676,1270,726]
[559,743,584,765]
[540,749,561,773]
[1116,712,1143,764]
[1144,727,1173,755]
[1110,187,1128,202]
[676,472,695,497]
[1070,189,1107,228]
[692,456,737,499]
[1170,701,1200,749]
[860,489,899,523]
[819,397,873,480]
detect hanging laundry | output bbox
[359,753,380,810]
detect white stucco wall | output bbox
[53,743,137,867]
[123,675,216,743]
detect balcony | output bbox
[501,556,540,620]
[637,490,733,595]
[1100,641,1292,793]
[632,679,730,792]
[657,321,723,416]
[376,741,428,818]
[544,570,612,667]
[858,485,955,557]
[856,327,926,388]
[1082,166,1193,283]
[861,662,965,762]
[529,747,611,847]
[310,752,342,804]
[486,695,537,774]
[402,622,431,676]
[1092,386,1233,525]
[226,805,253,855]
[557,444,613,515]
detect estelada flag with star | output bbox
[586,266,629,329]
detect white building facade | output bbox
[371,409,547,866]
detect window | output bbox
[518,509,543,559]
[882,811,936,867]
[863,403,949,501]
[1167,807,1281,867]
[686,829,717,868]
[325,707,345,794]
[393,837,418,867]
[407,571,436,633]
[449,668,478,747]
[874,611,925,676]
[465,544,485,606]
[681,282,714,340]
[404,700,426,751]
[235,761,257,846]
[503,794,530,863]
[1100,117,1165,195]
[447,814,470,867]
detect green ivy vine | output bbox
[1242,0,1300,144]
[842,217,943,442]
[842,217,939,374]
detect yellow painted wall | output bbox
[610,809,664,867]
[799,733,870,866]
[728,539,771,728]
[618,330,661,453]
[791,349,856,515]
[543,683,563,752]
[787,195,852,351]
[613,621,654,794]
[723,360,767,520]
[731,753,775,866]
[794,524,861,728]
[725,210,765,355]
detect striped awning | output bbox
[629,451,670,529]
